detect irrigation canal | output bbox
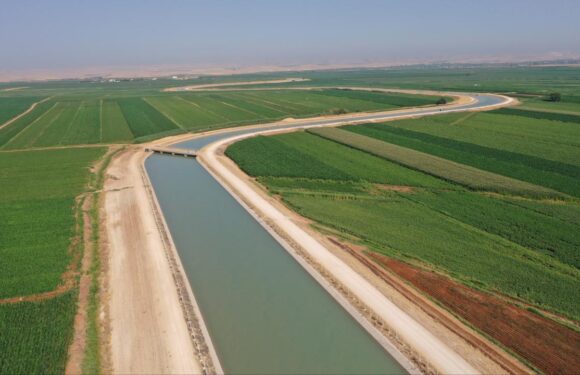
[145,93,507,374]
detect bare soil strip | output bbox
[0,96,52,130]
[1,86,28,92]
[65,195,94,374]
[328,240,530,374]
[370,253,580,375]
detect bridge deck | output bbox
[146,147,198,157]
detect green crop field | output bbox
[372,112,580,167]
[517,97,580,114]
[493,107,580,123]
[2,65,580,372]
[0,147,105,373]
[308,127,558,197]
[227,132,452,188]
[0,147,105,298]
[0,89,443,149]
[0,97,43,124]
[0,75,447,373]
[0,99,54,147]
[227,130,580,320]
[101,99,133,142]
[0,292,77,374]
[344,111,580,196]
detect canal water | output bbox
[145,95,503,373]
[146,155,405,374]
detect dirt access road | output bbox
[103,149,203,374]
[162,78,309,92]
[0,96,52,130]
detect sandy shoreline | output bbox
[102,91,518,374]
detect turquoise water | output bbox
[146,155,405,374]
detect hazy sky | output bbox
[1,0,579,73]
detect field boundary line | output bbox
[182,97,232,122]
[3,102,61,149]
[143,97,187,130]
[59,102,83,146]
[516,105,580,116]
[0,96,52,130]
[99,99,103,143]
[230,92,290,115]
[450,112,477,125]
[1,101,58,149]
[213,97,265,118]
[239,92,303,113]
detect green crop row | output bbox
[0,147,106,298]
[382,112,580,167]
[0,100,55,148]
[226,132,452,188]
[0,97,43,125]
[406,190,580,268]
[0,90,443,149]
[308,127,559,197]
[311,89,441,107]
[493,107,580,124]
[101,99,134,142]
[0,292,77,374]
[116,97,178,137]
[344,122,580,196]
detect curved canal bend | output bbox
[145,93,510,374]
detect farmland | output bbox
[343,111,580,196]
[0,89,442,149]
[0,79,447,373]
[0,96,43,125]
[226,119,580,373]
[1,65,580,373]
[226,131,579,316]
[308,127,559,197]
[0,147,105,372]
[0,292,77,374]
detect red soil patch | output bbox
[369,253,580,375]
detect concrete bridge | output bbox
[146,147,198,158]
